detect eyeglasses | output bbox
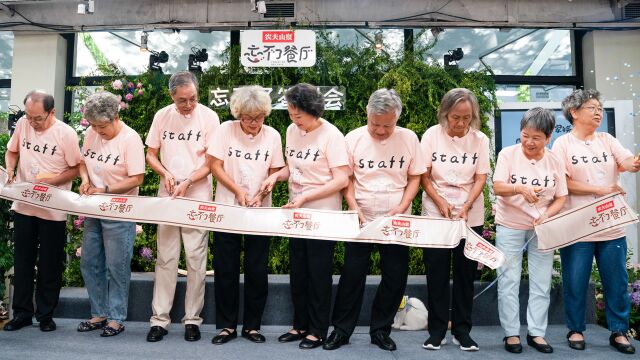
[175,98,198,106]
[582,105,603,113]
[240,114,265,124]
[25,111,50,123]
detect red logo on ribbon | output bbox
[262,31,295,43]
[392,219,411,227]
[596,200,614,213]
[198,205,217,212]
[111,198,128,203]
[294,212,312,220]
[32,185,48,192]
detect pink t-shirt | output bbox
[285,119,349,210]
[345,126,426,222]
[207,120,285,206]
[551,132,633,241]
[493,144,568,230]
[146,103,220,200]
[420,125,490,227]
[7,117,82,221]
[82,123,145,196]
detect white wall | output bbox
[9,34,67,116]
[583,30,640,262]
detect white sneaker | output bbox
[453,335,480,351]
[422,336,447,350]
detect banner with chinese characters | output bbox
[535,193,639,252]
[241,30,316,67]
[0,168,503,268]
[209,86,345,111]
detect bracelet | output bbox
[104,184,109,193]
[512,184,516,195]
[186,178,193,188]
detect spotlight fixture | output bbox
[444,47,464,70]
[374,31,383,53]
[430,27,444,38]
[7,105,24,136]
[188,47,208,73]
[77,0,94,15]
[140,32,148,53]
[149,50,169,73]
[251,0,267,14]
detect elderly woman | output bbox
[260,83,350,349]
[420,88,490,351]
[552,89,640,354]
[494,107,567,354]
[77,91,145,336]
[208,86,285,344]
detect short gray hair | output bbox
[520,107,555,137]
[366,88,402,119]
[168,71,198,95]
[83,91,120,123]
[438,88,481,130]
[561,89,601,124]
[230,85,272,119]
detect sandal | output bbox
[100,324,125,337]
[211,328,238,345]
[77,319,107,332]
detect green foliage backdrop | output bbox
[1,32,498,293]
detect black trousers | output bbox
[12,212,67,321]
[213,232,270,330]
[331,242,409,337]
[289,237,335,339]
[423,225,482,338]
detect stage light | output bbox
[149,50,169,73]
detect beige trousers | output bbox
[150,224,208,328]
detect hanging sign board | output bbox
[241,30,316,67]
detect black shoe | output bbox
[77,319,107,332]
[567,330,585,350]
[453,333,479,351]
[39,318,56,332]
[212,329,237,345]
[242,329,266,343]
[184,324,201,342]
[503,336,523,353]
[100,324,125,337]
[278,330,306,343]
[3,316,33,331]
[147,326,168,342]
[527,334,553,353]
[609,332,636,354]
[299,334,324,349]
[323,330,349,350]
[422,335,446,350]
[370,332,396,351]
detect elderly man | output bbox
[3,90,82,332]
[145,71,219,342]
[324,89,426,351]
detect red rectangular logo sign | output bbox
[110,198,128,203]
[32,185,49,192]
[392,219,411,228]
[596,200,614,213]
[198,205,217,212]
[293,212,312,220]
[262,31,295,43]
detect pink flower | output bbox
[136,82,143,89]
[80,118,89,127]
[112,79,123,90]
[137,89,144,96]
[119,101,128,110]
[596,301,605,310]
[75,247,82,257]
[136,225,143,235]
[125,93,134,102]
[73,216,85,229]
[127,81,135,89]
